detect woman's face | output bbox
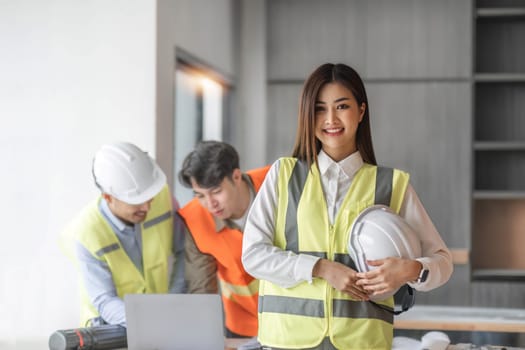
[314,82,365,162]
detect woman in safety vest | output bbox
[241,63,453,350]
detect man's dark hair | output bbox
[178,140,240,189]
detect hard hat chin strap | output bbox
[368,285,415,315]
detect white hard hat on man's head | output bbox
[348,205,421,300]
[92,142,166,205]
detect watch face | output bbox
[419,269,429,283]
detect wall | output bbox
[156,0,239,187]
[0,0,239,348]
[265,0,473,305]
[0,0,157,348]
[233,0,268,170]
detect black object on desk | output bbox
[49,324,126,350]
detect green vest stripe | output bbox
[285,160,309,252]
[259,295,325,317]
[375,167,393,206]
[267,338,337,350]
[95,243,120,257]
[332,299,393,323]
[143,210,172,229]
[333,253,356,270]
[259,295,393,323]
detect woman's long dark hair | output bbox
[292,63,377,167]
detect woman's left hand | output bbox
[354,257,421,298]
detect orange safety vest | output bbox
[178,166,270,337]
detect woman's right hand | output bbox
[312,259,370,300]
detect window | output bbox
[173,63,228,205]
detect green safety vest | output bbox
[61,185,173,326]
[258,158,409,349]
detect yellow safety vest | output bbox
[258,158,409,350]
[61,185,173,326]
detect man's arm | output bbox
[75,242,126,326]
[184,227,218,293]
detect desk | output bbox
[228,338,525,350]
[112,338,252,350]
[395,305,525,333]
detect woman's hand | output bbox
[312,259,370,300]
[355,257,422,298]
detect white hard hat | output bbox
[92,142,166,205]
[348,205,421,300]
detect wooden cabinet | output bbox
[472,0,525,280]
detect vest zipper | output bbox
[326,224,335,338]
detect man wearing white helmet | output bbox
[61,141,185,327]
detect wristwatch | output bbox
[417,267,429,283]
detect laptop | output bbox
[125,294,225,350]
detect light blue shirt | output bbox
[75,197,186,327]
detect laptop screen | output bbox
[125,294,225,350]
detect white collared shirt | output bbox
[242,150,452,291]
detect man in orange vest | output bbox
[178,140,270,338]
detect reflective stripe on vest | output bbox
[263,337,337,350]
[178,166,270,337]
[258,295,392,322]
[63,185,173,326]
[219,278,260,299]
[258,157,409,349]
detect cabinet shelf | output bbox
[472,269,525,281]
[472,199,525,274]
[474,73,525,82]
[474,151,525,191]
[474,141,525,150]
[474,83,525,141]
[477,8,525,17]
[473,191,525,199]
[476,17,525,74]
